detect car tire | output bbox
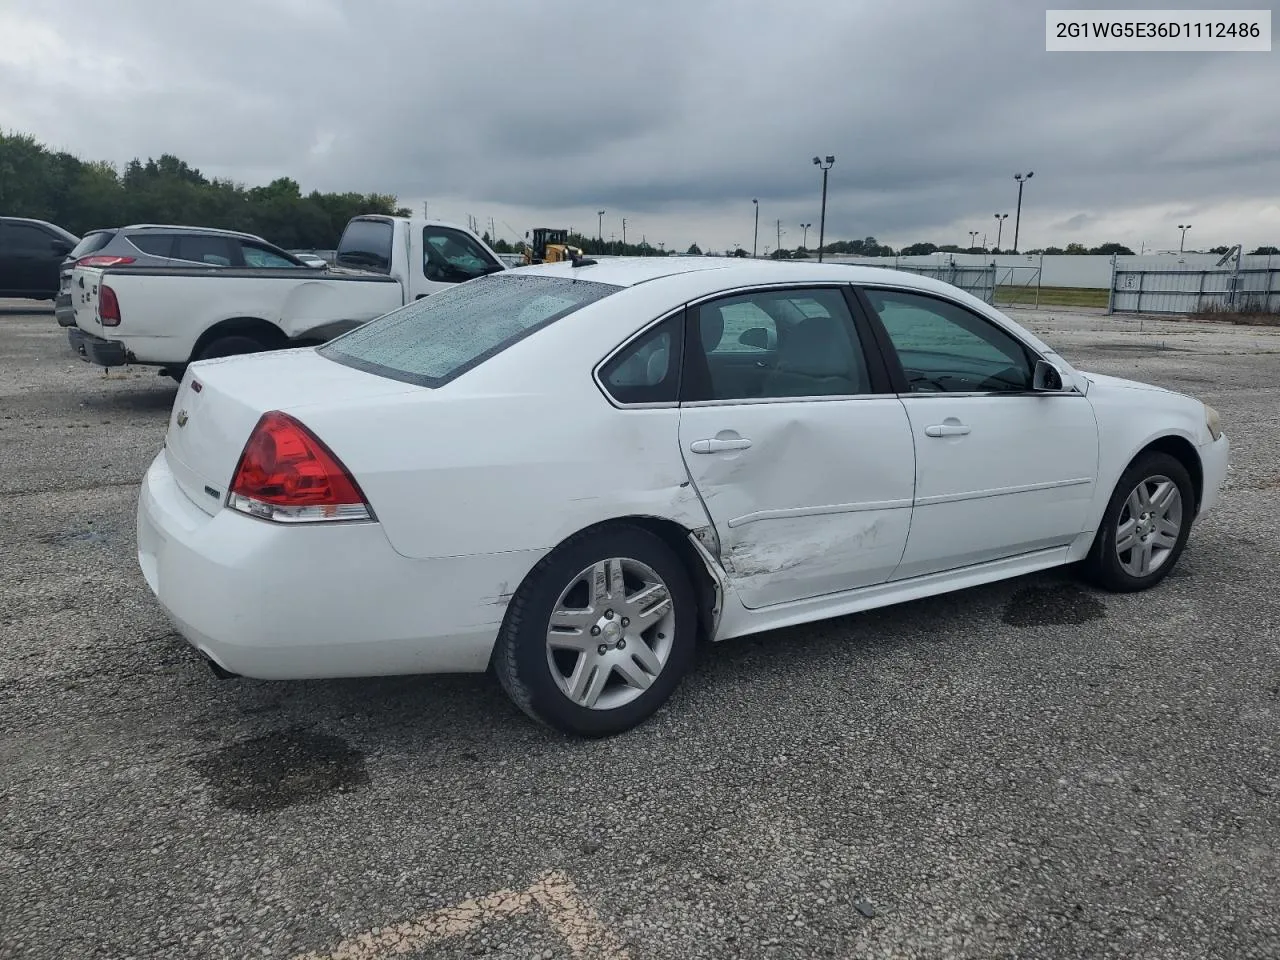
[492,524,698,737]
[195,335,268,362]
[1079,451,1195,592]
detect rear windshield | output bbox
[68,231,115,258]
[336,218,393,273]
[319,273,619,387]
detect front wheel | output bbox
[1079,451,1195,592]
[492,525,697,737]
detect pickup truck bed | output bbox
[69,264,404,374]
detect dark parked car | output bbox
[0,217,78,301]
[55,224,317,325]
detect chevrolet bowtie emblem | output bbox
[176,409,189,427]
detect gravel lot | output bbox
[2,300,1278,960]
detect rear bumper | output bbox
[68,327,129,366]
[54,293,76,326]
[136,448,542,680]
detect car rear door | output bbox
[676,285,916,609]
[857,285,1100,580]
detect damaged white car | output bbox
[137,257,1229,736]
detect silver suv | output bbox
[55,224,316,325]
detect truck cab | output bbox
[334,216,510,295]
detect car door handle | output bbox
[690,437,753,454]
[925,423,971,437]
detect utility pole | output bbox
[622,218,628,248]
[752,199,759,258]
[812,155,834,262]
[422,201,429,220]
[597,210,605,241]
[1012,171,1033,253]
[776,219,784,256]
[994,213,1008,252]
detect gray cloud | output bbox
[2,0,1278,252]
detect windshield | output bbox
[318,273,619,387]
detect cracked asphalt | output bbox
[2,300,1278,959]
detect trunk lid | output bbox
[163,347,420,516]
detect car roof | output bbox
[118,223,265,240]
[511,255,959,295]
[0,216,80,241]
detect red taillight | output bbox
[77,255,136,268]
[99,284,121,326]
[227,411,372,523]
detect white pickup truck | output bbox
[67,216,509,379]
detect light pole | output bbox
[994,213,1008,252]
[752,199,759,258]
[597,210,604,242]
[813,155,834,262]
[1178,224,1191,252]
[622,218,627,249]
[1012,171,1033,253]
[801,222,812,249]
[968,230,980,251]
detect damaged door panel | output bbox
[678,400,916,608]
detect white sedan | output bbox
[137,257,1229,736]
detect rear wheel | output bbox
[195,334,269,362]
[492,525,697,737]
[1080,451,1194,592]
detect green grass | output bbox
[994,285,1111,308]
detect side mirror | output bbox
[1033,359,1065,391]
[739,327,770,350]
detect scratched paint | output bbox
[289,870,630,960]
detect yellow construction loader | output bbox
[523,228,585,264]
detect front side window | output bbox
[319,273,619,387]
[422,227,501,284]
[241,242,300,268]
[684,288,872,401]
[863,288,1033,393]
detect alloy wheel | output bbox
[544,557,677,711]
[1115,473,1183,577]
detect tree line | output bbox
[5,129,1276,258]
[0,130,408,249]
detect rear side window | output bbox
[1,222,57,253]
[336,219,393,273]
[176,234,238,266]
[69,231,116,258]
[319,274,619,387]
[128,234,177,257]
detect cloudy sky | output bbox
[2,0,1278,253]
